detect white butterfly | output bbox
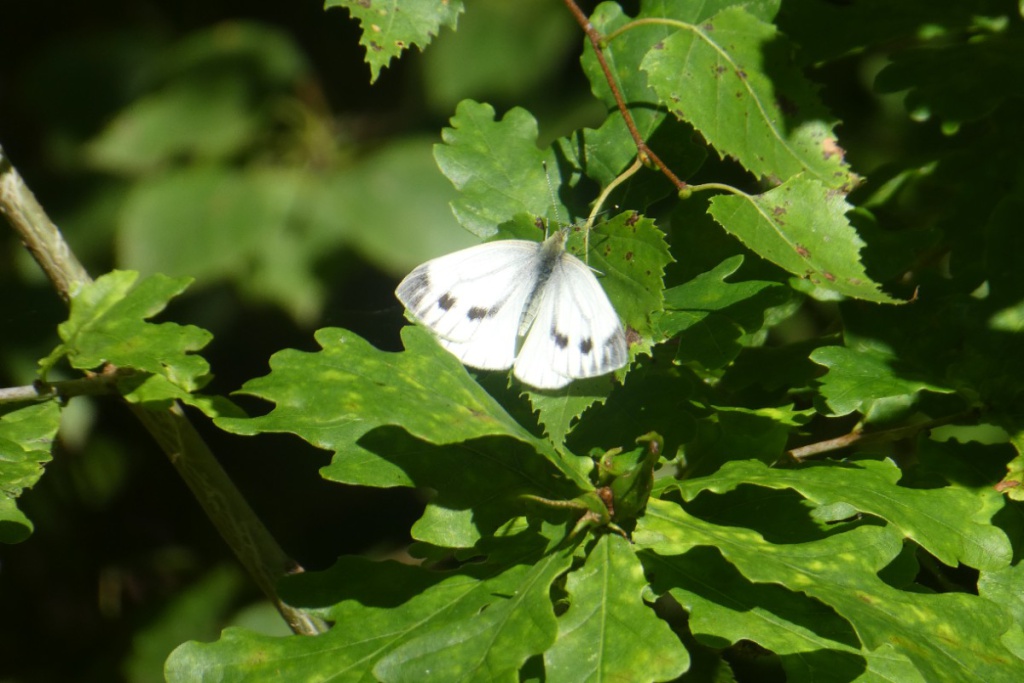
[395,227,628,390]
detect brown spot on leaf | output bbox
[821,137,845,161]
[736,69,747,80]
[626,211,640,226]
[369,41,383,52]
[795,243,810,258]
[823,271,836,282]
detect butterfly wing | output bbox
[513,251,628,389]
[395,240,542,370]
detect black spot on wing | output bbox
[438,292,456,311]
[552,326,569,350]
[579,337,593,354]
[468,298,507,320]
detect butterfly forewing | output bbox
[395,240,543,370]
[396,230,629,389]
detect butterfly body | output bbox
[396,229,628,389]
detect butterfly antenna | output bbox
[542,160,592,263]
[542,161,564,238]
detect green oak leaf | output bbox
[166,536,572,683]
[658,254,790,368]
[434,100,568,237]
[636,502,1022,681]
[545,534,689,683]
[38,270,232,417]
[642,546,924,683]
[216,326,591,487]
[672,458,1011,571]
[333,427,580,549]
[0,402,61,544]
[810,345,954,417]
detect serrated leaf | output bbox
[673,458,1011,571]
[709,176,897,303]
[216,326,590,487]
[545,534,689,683]
[574,2,744,206]
[636,502,1022,681]
[640,6,855,189]
[433,100,567,236]
[525,376,621,450]
[0,402,61,544]
[579,2,675,187]
[567,213,670,339]
[493,211,669,345]
[326,0,463,83]
[810,345,954,417]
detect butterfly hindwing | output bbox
[513,250,628,390]
[395,240,542,370]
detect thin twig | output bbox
[0,143,325,636]
[562,0,688,192]
[0,372,128,404]
[786,411,975,462]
